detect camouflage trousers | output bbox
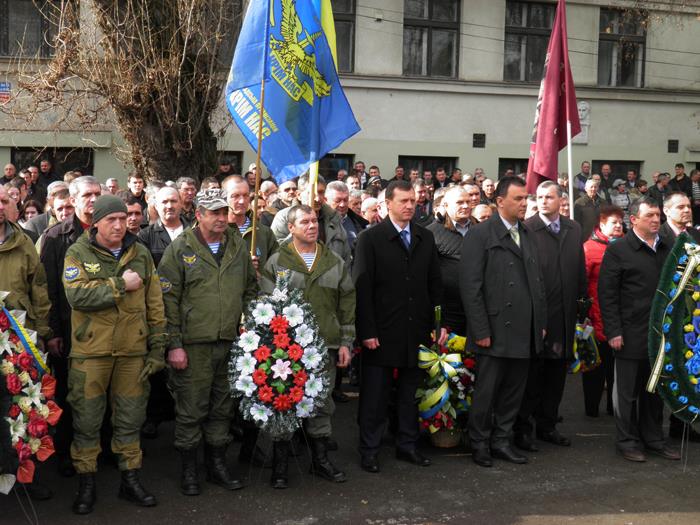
[67,356,149,474]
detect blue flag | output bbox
[226,0,360,184]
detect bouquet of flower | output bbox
[570,320,600,374]
[229,272,330,439]
[0,292,62,488]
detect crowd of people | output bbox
[0,155,698,516]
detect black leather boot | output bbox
[270,440,289,489]
[179,448,200,496]
[72,473,96,515]
[205,444,243,490]
[310,437,347,483]
[118,469,157,507]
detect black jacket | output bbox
[669,174,692,200]
[598,230,671,360]
[39,215,85,339]
[659,222,700,245]
[459,214,547,358]
[574,194,601,242]
[352,217,442,367]
[137,218,182,267]
[525,214,587,359]
[426,218,469,333]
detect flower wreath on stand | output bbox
[229,272,331,440]
[0,292,62,493]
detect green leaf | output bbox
[272,349,286,359]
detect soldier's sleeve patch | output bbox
[182,253,197,267]
[159,277,172,293]
[64,266,79,281]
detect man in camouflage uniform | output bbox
[63,195,167,515]
[158,189,257,496]
[261,204,355,489]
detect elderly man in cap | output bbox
[609,178,635,227]
[158,189,258,496]
[63,194,167,514]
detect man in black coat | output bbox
[459,176,547,468]
[353,180,445,473]
[574,179,602,242]
[598,197,680,462]
[514,181,587,451]
[427,186,473,332]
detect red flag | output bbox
[526,0,580,194]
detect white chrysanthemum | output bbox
[295,324,314,347]
[8,413,26,444]
[304,374,323,398]
[252,303,275,325]
[250,404,272,423]
[235,375,256,396]
[22,381,43,407]
[0,360,14,375]
[282,305,304,327]
[235,354,257,376]
[18,371,30,386]
[296,397,314,418]
[301,348,322,370]
[238,332,261,353]
[38,404,50,419]
[18,397,32,414]
[29,438,41,454]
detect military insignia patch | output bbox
[159,277,172,293]
[64,266,79,281]
[182,254,197,267]
[84,262,101,274]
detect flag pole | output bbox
[250,77,266,259]
[567,121,575,220]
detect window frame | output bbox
[403,0,460,79]
[398,155,457,179]
[591,160,643,181]
[319,153,354,181]
[11,147,95,178]
[503,0,556,83]
[597,8,647,88]
[332,0,355,74]
[0,0,57,59]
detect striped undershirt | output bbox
[299,249,316,270]
[208,242,221,254]
[110,248,121,258]
[238,216,251,235]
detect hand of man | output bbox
[609,336,624,351]
[168,348,188,370]
[337,346,351,368]
[363,338,380,350]
[475,337,491,348]
[46,337,64,357]
[122,269,143,292]
[250,255,259,271]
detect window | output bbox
[597,9,646,88]
[319,153,354,181]
[592,160,642,180]
[498,158,529,178]
[332,0,354,73]
[218,0,244,66]
[398,155,457,178]
[0,1,57,58]
[11,147,95,178]
[503,1,555,82]
[402,0,459,78]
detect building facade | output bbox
[1,0,699,183]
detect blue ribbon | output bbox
[4,307,48,376]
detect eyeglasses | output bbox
[283,187,297,192]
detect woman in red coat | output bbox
[582,204,624,417]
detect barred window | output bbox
[403,0,459,78]
[0,0,57,58]
[597,8,646,88]
[503,1,555,82]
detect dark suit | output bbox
[598,230,670,451]
[515,215,587,438]
[573,194,601,242]
[459,214,546,449]
[353,217,442,456]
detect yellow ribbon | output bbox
[418,380,449,414]
[418,345,462,380]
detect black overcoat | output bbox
[352,217,442,367]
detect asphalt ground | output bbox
[3,375,700,525]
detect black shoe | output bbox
[57,454,76,478]
[271,441,289,489]
[360,454,379,473]
[179,448,200,496]
[332,390,350,403]
[309,437,347,483]
[72,473,96,515]
[21,480,53,501]
[205,445,243,491]
[326,437,339,452]
[491,446,528,464]
[118,469,157,507]
[141,420,158,440]
[471,448,493,468]
[238,427,271,467]
[396,449,431,467]
[514,433,539,452]
[537,430,571,447]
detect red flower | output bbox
[28,415,48,438]
[287,344,303,361]
[269,315,289,334]
[41,374,56,400]
[273,394,292,412]
[29,368,38,381]
[46,400,63,426]
[254,345,271,362]
[293,370,308,387]
[36,435,55,462]
[289,386,303,403]
[257,385,274,403]
[8,404,20,418]
[433,418,442,429]
[0,312,9,331]
[17,352,33,371]
[463,358,476,370]
[16,442,32,463]
[6,373,21,395]
[252,367,268,386]
[273,332,290,349]
[9,333,19,345]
